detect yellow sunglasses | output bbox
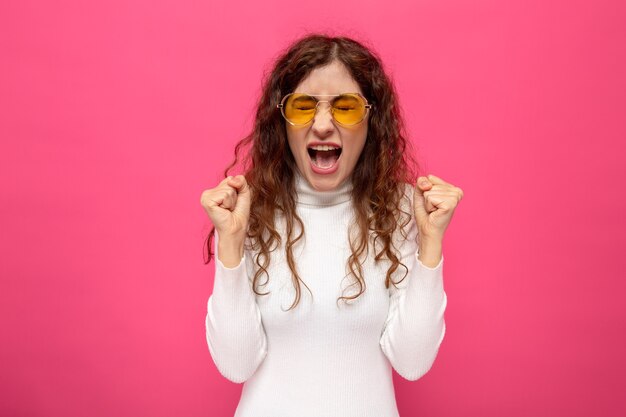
[277,92,372,126]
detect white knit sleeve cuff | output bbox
[414,252,444,271]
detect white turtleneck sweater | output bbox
[205,171,447,417]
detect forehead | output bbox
[294,60,363,96]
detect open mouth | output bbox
[307,147,342,169]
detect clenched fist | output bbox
[413,174,464,241]
[200,175,251,241]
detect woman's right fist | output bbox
[200,175,251,239]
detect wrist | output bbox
[419,229,444,245]
[216,231,245,268]
[216,227,246,244]
[417,234,443,268]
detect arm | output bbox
[379,186,448,381]
[205,229,268,383]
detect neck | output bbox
[294,169,353,207]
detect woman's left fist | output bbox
[413,174,464,240]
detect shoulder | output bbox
[391,181,418,243]
[402,181,415,198]
[398,181,416,213]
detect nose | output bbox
[311,102,335,136]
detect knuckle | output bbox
[200,190,211,206]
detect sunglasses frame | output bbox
[276,92,372,126]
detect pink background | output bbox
[2,0,625,416]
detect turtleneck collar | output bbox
[294,169,353,207]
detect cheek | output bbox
[286,130,300,155]
[286,130,308,165]
[347,129,368,158]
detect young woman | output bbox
[200,33,464,417]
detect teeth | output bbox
[308,145,340,151]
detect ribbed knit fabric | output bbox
[205,170,447,417]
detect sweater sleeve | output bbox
[205,229,268,383]
[378,185,447,381]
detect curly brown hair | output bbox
[204,33,423,310]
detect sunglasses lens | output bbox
[284,94,317,125]
[281,93,369,125]
[332,94,367,125]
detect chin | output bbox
[308,173,345,190]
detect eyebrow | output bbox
[290,96,316,107]
[300,93,355,96]
[292,95,316,101]
[294,94,359,105]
